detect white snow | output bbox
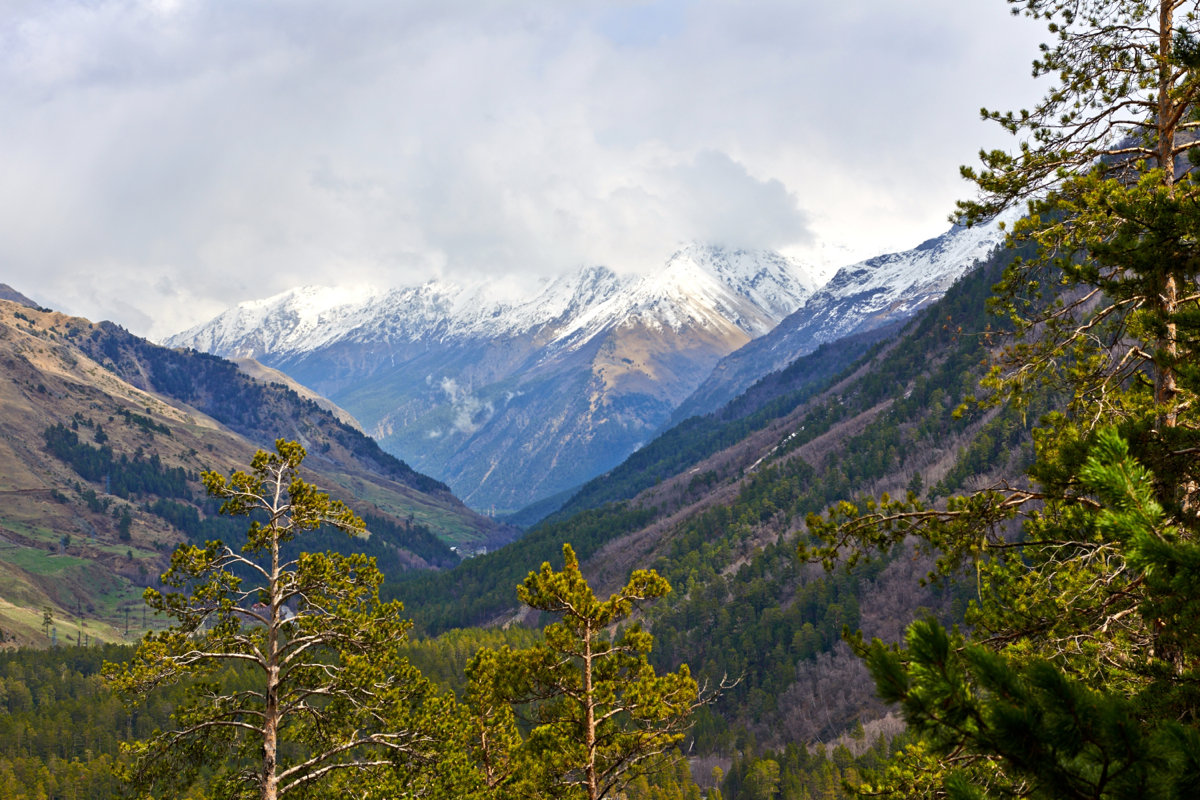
[797,206,1022,342]
[167,212,1019,366]
[165,245,828,359]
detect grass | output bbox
[0,596,130,646]
[332,471,488,546]
[2,545,91,575]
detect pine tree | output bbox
[958,0,1200,427]
[862,435,1200,798]
[469,544,701,800]
[105,440,453,800]
[803,2,1200,796]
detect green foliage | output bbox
[43,422,191,500]
[809,3,1200,796]
[721,735,899,800]
[361,511,458,568]
[957,0,1200,227]
[118,407,172,436]
[390,504,657,634]
[469,545,701,800]
[0,627,545,800]
[620,754,703,800]
[864,610,1200,799]
[116,507,133,542]
[0,644,140,800]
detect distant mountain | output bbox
[168,245,830,512]
[0,296,506,646]
[671,211,1020,421]
[0,283,42,309]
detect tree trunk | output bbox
[261,533,283,800]
[584,625,598,800]
[1157,0,1180,428]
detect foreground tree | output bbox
[804,1,1200,796]
[105,440,449,800]
[468,544,701,800]
[960,0,1200,427]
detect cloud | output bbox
[0,0,1044,338]
[439,376,493,436]
[663,150,813,249]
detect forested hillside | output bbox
[0,299,506,648]
[387,239,1037,754]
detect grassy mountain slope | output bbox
[0,299,506,647]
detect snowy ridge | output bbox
[809,205,1021,340]
[542,246,824,352]
[168,284,381,359]
[166,245,825,359]
[672,209,1023,421]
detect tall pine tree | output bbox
[806,2,1200,796]
[106,440,456,800]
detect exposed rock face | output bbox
[168,245,829,512]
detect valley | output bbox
[0,211,1048,800]
[3,3,1196,797]
[0,235,1039,799]
[167,245,830,512]
[168,223,1012,517]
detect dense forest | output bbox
[0,639,901,800]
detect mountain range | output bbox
[171,216,1014,515]
[167,245,831,512]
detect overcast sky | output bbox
[1,0,1044,340]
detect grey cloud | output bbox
[0,1,1044,338]
[664,150,813,250]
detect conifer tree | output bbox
[469,544,700,800]
[105,440,452,800]
[951,0,1200,434]
[803,1,1200,796]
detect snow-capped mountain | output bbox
[167,245,827,512]
[174,248,822,359]
[672,210,1020,421]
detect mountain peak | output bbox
[0,283,45,310]
[167,244,824,510]
[672,208,1023,421]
